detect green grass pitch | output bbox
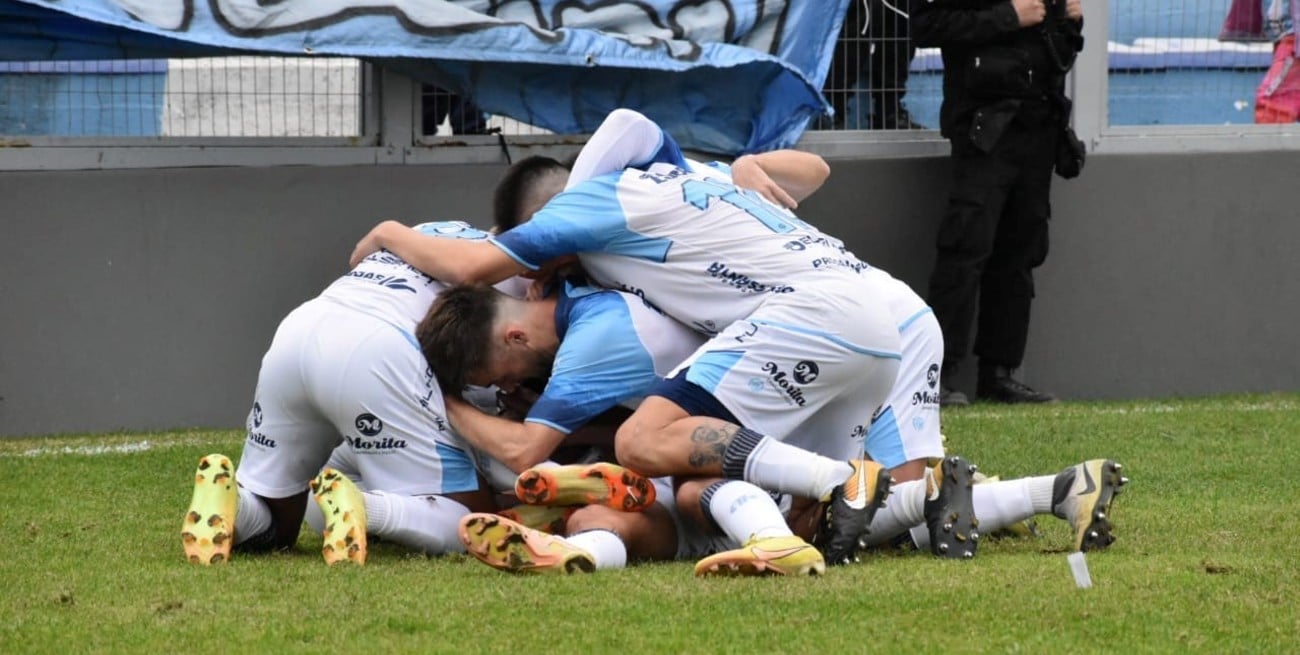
[2,393,1297,653]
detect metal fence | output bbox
[0,0,1296,159]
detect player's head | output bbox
[492,155,569,232]
[417,284,556,394]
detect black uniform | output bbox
[911,0,1082,387]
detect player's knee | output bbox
[566,504,623,534]
[613,421,650,470]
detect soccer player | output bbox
[181,221,536,566]
[349,109,928,566]
[422,280,830,575]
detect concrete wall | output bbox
[2,152,1297,437]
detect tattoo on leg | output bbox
[687,423,736,470]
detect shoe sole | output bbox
[1074,460,1126,552]
[311,468,367,566]
[695,546,826,577]
[458,513,595,574]
[181,453,237,565]
[927,456,980,559]
[514,463,656,511]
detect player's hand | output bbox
[731,155,799,209]
[349,220,400,267]
[1065,0,1082,21]
[1013,0,1046,26]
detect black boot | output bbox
[939,362,969,407]
[977,365,1057,404]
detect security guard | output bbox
[911,0,1084,404]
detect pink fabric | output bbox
[1221,0,1269,41]
[1256,34,1300,123]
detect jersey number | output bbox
[681,178,811,234]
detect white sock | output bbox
[705,480,793,543]
[742,437,853,500]
[565,529,627,569]
[233,485,272,545]
[969,479,1037,534]
[860,478,928,547]
[363,491,470,556]
[1026,474,1058,514]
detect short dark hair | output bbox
[417,284,502,394]
[492,155,568,232]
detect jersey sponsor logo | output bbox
[247,432,277,448]
[344,269,420,293]
[850,424,869,440]
[638,167,689,184]
[355,413,384,436]
[926,363,940,389]
[345,434,409,451]
[249,402,263,428]
[809,256,868,273]
[706,262,795,295]
[912,389,942,406]
[792,360,819,384]
[761,361,808,406]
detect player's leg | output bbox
[860,458,1129,554]
[613,315,898,564]
[864,309,946,483]
[183,301,342,564]
[319,323,497,562]
[513,461,657,511]
[676,477,825,577]
[457,501,678,574]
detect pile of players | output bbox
[181,109,1127,576]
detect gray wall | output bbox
[2,152,1297,437]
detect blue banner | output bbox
[0,0,850,153]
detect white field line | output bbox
[3,399,1295,458]
[0,433,233,458]
[952,399,1298,421]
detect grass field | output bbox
[3,394,1298,654]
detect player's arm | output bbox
[729,150,831,209]
[445,396,566,473]
[349,220,525,285]
[567,108,687,188]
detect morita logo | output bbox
[248,432,277,448]
[912,390,941,406]
[762,362,808,406]
[346,435,408,450]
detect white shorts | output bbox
[670,288,901,455]
[863,309,945,468]
[235,299,478,499]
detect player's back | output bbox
[319,221,489,330]
[575,163,872,334]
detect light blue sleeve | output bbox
[525,292,660,434]
[492,174,671,266]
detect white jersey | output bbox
[320,221,505,332]
[493,162,876,337]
